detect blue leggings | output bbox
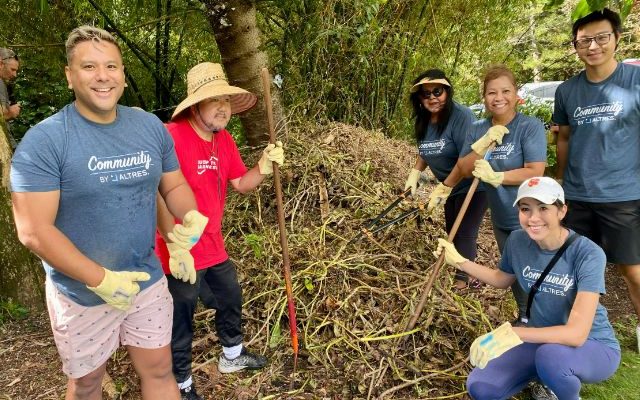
[466,340,620,400]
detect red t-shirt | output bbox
[155,118,247,273]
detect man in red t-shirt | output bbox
[156,62,284,400]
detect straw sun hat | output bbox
[172,62,257,120]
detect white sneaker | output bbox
[636,324,640,353]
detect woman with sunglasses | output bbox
[452,65,548,322]
[434,177,620,400]
[405,69,486,290]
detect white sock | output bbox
[223,344,243,360]
[177,376,193,390]
[636,325,640,352]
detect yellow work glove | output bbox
[404,168,422,197]
[470,322,523,369]
[258,141,285,175]
[472,159,504,187]
[471,125,509,156]
[167,243,197,284]
[427,183,453,212]
[168,210,209,250]
[433,238,469,267]
[87,269,151,311]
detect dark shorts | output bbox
[564,199,640,265]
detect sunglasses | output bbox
[418,86,446,99]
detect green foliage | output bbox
[244,233,264,259]
[517,100,557,169]
[0,298,28,325]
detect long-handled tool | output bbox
[404,146,496,332]
[348,188,415,245]
[261,68,299,384]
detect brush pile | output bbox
[190,122,512,399]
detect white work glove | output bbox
[471,125,509,156]
[404,169,422,197]
[427,183,453,212]
[472,160,504,187]
[87,269,151,311]
[470,322,523,369]
[167,243,197,284]
[258,141,285,175]
[168,210,209,250]
[433,238,469,267]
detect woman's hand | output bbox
[472,159,504,187]
[434,238,468,267]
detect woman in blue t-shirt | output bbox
[457,65,547,320]
[404,69,487,290]
[435,177,620,400]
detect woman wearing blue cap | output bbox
[435,177,620,400]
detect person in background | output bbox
[436,177,620,400]
[553,8,640,353]
[155,62,283,400]
[456,65,547,322]
[10,26,206,399]
[404,69,486,290]
[0,48,20,148]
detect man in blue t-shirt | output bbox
[553,8,640,352]
[10,26,205,399]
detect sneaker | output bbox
[218,347,267,373]
[636,324,640,353]
[530,382,558,400]
[180,385,203,400]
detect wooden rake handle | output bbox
[404,145,496,331]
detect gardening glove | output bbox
[472,159,504,188]
[258,141,285,175]
[434,238,468,267]
[470,322,523,369]
[168,210,209,250]
[471,125,509,156]
[427,183,453,212]
[87,269,151,311]
[404,168,422,197]
[167,243,196,284]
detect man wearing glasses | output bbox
[553,8,640,353]
[0,48,20,125]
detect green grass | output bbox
[581,317,640,399]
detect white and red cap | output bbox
[513,177,564,207]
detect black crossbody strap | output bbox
[525,233,580,320]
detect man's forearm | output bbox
[555,126,570,180]
[20,225,105,287]
[162,181,198,221]
[234,165,267,194]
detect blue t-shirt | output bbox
[418,102,478,197]
[500,229,620,351]
[462,113,547,230]
[553,63,640,202]
[10,104,179,306]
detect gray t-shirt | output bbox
[10,104,179,306]
[500,229,620,351]
[462,113,547,230]
[553,63,640,202]
[418,102,478,197]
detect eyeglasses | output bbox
[573,32,614,49]
[418,86,445,99]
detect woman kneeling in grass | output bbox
[435,177,620,400]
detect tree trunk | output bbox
[0,125,45,310]
[201,0,284,146]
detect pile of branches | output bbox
[191,122,512,399]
